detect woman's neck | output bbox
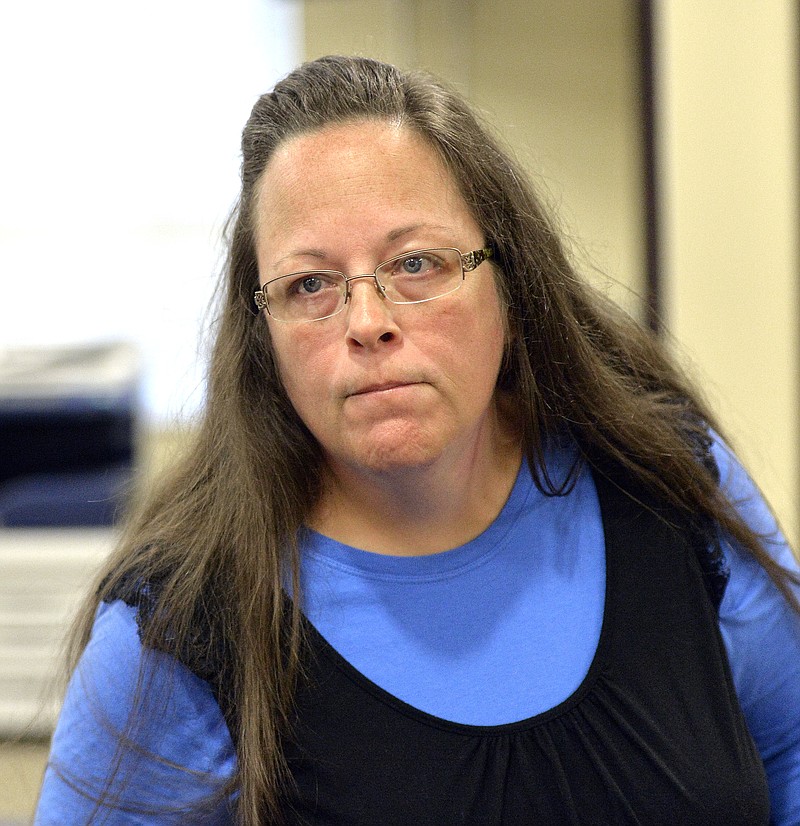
[308,411,523,556]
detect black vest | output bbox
[279,472,770,825]
[109,470,771,824]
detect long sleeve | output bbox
[35,599,236,824]
[714,439,800,825]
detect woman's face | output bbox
[253,120,507,480]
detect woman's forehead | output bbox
[260,120,451,192]
[252,121,481,266]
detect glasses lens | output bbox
[267,272,346,321]
[376,248,463,303]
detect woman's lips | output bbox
[353,382,409,395]
[347,381,424,398]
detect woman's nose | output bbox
[344,276,401,347]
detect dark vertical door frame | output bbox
[638,0,662,334]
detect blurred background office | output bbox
[0,0,797,820]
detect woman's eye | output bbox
[401,256,426,274]
[297,276,323,294]
[286,274,336,297]
[395,254,439,276]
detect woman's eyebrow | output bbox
[273,248,327,268]
[273,225,457,268]
[385,223,453,242]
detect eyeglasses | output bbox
[254,247,493,323]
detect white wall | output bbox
[0,0,301,424]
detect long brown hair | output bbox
[61,55,799,823]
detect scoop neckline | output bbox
[299,452,583,582]
[302,467,614,737]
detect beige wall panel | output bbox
[303,0,415,66]
[302,0,646,319]
[468,0,645,317]
[657,0,799,544]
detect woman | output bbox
[37,55,800,824]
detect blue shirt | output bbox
[36,439,800,823]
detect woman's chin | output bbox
[327,425,450,478]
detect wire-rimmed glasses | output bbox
[254,247,493,322]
